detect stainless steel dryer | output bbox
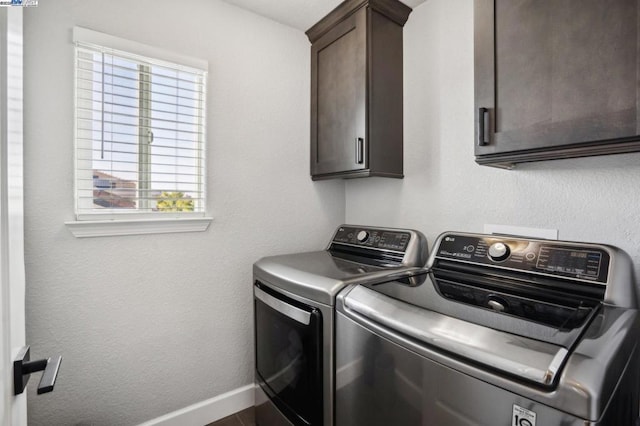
[336,232,640,426]
[253,225,428,426]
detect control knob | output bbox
[356,230,369,243]
[488,242,510,262]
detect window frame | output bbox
[66,27,212,237]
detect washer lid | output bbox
[342,284,569,387]
[359,272,596,349]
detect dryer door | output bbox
[254,281,323,426]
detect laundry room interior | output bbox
[3,0,640,425]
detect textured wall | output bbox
[346,0,640,276]
[23,1,344,425]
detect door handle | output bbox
[355,137,364,164]
[255,286,311,325]
[478,107,490,146]
[14,346,62,395]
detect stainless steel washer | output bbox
[336,232,640,426]
[253,225,428,426]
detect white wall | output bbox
[23,1,344,425]
[23,0,640,424]
[346,0,640,278]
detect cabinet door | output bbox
[475,0,640,166]
[311,9,366,177]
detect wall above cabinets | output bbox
[475,0,640,168]
[307,0,411,180]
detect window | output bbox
[72,28,208,229]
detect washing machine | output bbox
[335,231,640,425]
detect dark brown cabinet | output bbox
[307,0,411,180]
[475,0,640,168]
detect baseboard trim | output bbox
[138,384,255,426]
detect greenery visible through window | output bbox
[74,33,207,219]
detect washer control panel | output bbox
[435,233,610,284]
[332,226,411,252]
[488,242,510,262]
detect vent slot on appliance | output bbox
[329,243,405,267]
[432,259,604,330]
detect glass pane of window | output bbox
[75,41,206,217]
[91,54,140,210]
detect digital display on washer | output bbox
[379,232,410,251]
[536,246,602,278]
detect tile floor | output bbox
[206,407,255,426]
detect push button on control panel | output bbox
[488,242,511,262]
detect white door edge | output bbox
[1,6,27,426]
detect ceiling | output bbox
[221,0,427,32]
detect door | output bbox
[254,282,323,426]
[0,7,27,426]
[310,8,367,178]
[475,0,640,166]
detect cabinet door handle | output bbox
[356,137,364,164]
[478,108,490,146]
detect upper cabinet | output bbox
[475,0,640,168]
[307,0,411,180]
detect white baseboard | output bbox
[138,384,255,426]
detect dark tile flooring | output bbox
[206,406,255,426]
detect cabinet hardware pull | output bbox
[356,137,364,164]
[478,108,490,146]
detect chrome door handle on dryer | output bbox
[255,286,311,325]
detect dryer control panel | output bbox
[332,226,411,252]
[329,225,428,268]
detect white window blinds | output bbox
[74,28,207,219]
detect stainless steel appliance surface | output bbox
[253,224,428,426]
[336,232,640,426]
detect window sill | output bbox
[65,216,213,238]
